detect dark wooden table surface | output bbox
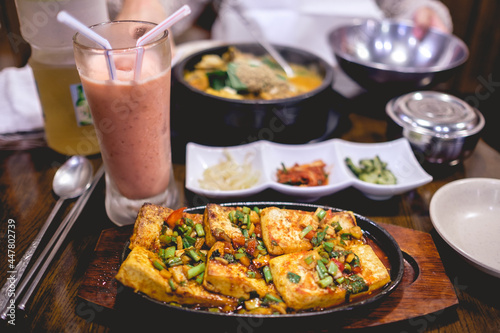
[1,104,500,332]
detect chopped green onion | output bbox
[164,246,176,259]
[327,261,338,276]
[235,210,244,221]
[166,257,183,267]
[184,235,196,246]
[153,260,164,271]
[253,207,261,214]
[159,234,171,244]
[228,210,236,223]
[323,242,334,253]
[312,230,326,246]
[316,209,326,220]
[187,249,201,262]
[299,225,313,239]
[195,224,205,237]
[332,222,342,232]
[318,276,334,288]
[316,260,328,280]
[341,233,351,240]
[336,276,345,284]
[287,272,301,284]
[168,278,177,291]
[184,218,194,227]
[195,272,204,285]
[263,266,273,283]
[242,206,251,214]
[263,294,282,303]
[187,263,206,279]
[304,255,314,265]
[234,252,246,260]
[244,214,251,227]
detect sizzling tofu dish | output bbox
[116,203,391,314]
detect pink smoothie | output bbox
[80,64,172,200]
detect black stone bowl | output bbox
[170,43,338,160]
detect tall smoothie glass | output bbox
[73,21,180,226]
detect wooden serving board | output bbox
[77,223,458,329]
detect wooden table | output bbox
[1,109,499,332]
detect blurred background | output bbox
[1,0,498,152]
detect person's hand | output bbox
[413,6,450,39]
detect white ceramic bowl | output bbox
[430,178,500,277]
[185,138,432,200]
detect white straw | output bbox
[136,5,191,46]
[133,5,191,81]
[57,10,117,80]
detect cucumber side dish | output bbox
[345,156,397,185]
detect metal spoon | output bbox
[0,156,93,314]
[229,0,295,77]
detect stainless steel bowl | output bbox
[386,91,485,166]
[329,19,469,93]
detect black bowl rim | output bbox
[329,18,469,74]
[173,43,335,105]
[121,201,404,319]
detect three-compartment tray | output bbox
[185,138,432,200]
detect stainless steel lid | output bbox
[386,91,485,138]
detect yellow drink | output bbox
[30,58,100,156]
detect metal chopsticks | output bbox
[0,165,104,318]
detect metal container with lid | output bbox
[386,91,485,165]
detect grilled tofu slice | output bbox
[129,203,173,252]
[269,250,346,310]
[349,243,391,298]
[324,210,357,230]
[203,204,246,248]
[260,207,319,255]
[116,246,237,309]
[320,210,363,241]
[203,242,276,300]
[129,204,204,252]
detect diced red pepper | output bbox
[304,229,316,240]
[165,206,186,229]
[331,258,344,272]
[352,266,362,274]
[253,224,262,238]
[246,238,257,256]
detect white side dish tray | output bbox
[185,138,432,200]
